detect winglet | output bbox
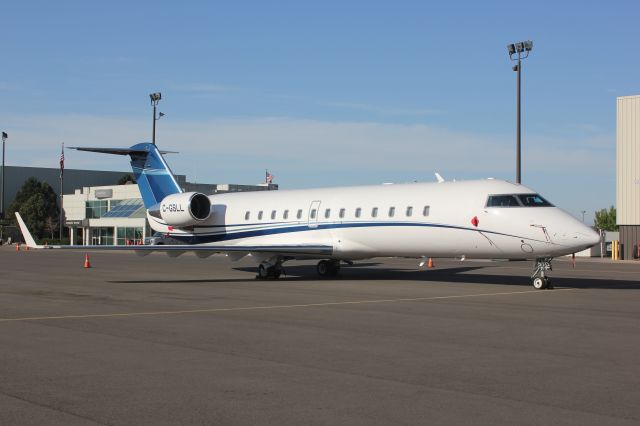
[435,172,445,183]
[15,212,43,248]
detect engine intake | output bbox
[159,192,211,227]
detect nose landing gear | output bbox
[531,257,553,289]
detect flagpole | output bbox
[59,143,64,241]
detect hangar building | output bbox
[617,95,640,259]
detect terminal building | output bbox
[617,94,640,259]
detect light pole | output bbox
[581,210,586,223]
[149,92,162,145]
[1,132,7,220]
[507,40,533,184]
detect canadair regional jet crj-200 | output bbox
[16,142,600,289]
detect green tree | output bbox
[594,206,617,231]
[117,174,136,185]
[8,177,59,239]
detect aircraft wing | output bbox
[15,213,333,257]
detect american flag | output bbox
[59,143,64,178]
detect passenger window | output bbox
[355,208,362,218]
[339,208,345,218]
[271,210,276,220]
[372,207,378,218]
[423,206,430,216]
[310,209,317,219]
[406,206,413,217]
[297,209,303,219]
[283,210,289,219]
[388,207,395,217]
[245,211,250,220]
[258,211,263,220]
[324,208,331,219]
[486,195,520,207]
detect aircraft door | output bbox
[308,200,321,228]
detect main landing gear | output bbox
[256,259,342,280]
[531,257,554,290]
[316,260,341,278]
[257,261,283,280]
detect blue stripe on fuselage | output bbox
[167,221,551,245]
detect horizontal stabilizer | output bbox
[68,147,178,155]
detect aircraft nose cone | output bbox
[574,227,601,249]
[584,229,601,247]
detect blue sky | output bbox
[2,0,639,224]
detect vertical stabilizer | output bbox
[70,142,182,208]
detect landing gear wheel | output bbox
[317,260,340,278]
[317,260,330,277]
[532,277,547,290]
[257,263,283,280]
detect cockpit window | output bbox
[486,195,520,207]
[486,193,554,208]
[516,194,554,207]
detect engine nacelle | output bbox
[159,192,211,227]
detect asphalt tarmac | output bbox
[1,247,639,425]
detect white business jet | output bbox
[16,143,600,289]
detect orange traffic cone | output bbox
[427,257,434,268]
[84,254,92,269]
[16,243,20,252]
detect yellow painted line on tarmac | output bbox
[0,288,576,323]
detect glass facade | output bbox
[90,227,114,245]
[86,199,145,219]
[103,199,144,218]
[117,227,143,245]
[86,200,108,218]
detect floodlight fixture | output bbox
[508,39,533,60]
[149,92,162,104]
[1,132,6,140]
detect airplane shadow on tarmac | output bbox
[111,264,640,290]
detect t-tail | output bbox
[69,142,182,209]
[71,143,212,233]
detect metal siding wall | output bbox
[617,95,640,225]
[620,225,640,260]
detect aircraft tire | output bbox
[532,277,547,290]
[317,260,330,277]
